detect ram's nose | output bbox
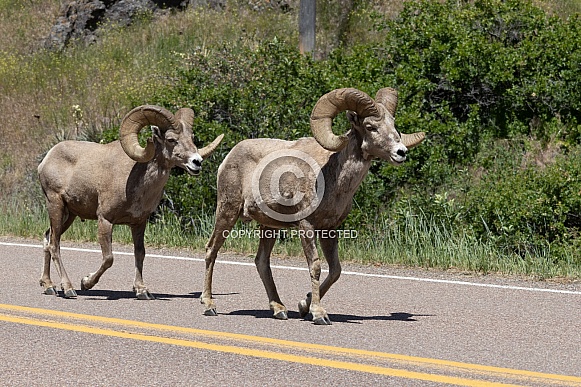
[185,155,202,175]
[391,147,407,165]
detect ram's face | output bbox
[155,124,202,175]
[349,105,408,165]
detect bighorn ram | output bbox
[38,105,223,299]
[202,87,425,324]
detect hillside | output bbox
[0,0,578,201]
[2,0,581,278]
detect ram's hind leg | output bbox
[41,199,77,298]
[202,229,228,316]
[255,227,287,320]
[40,228,58,295]
[202,203,240,316]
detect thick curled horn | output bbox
[175,107,195,131]
[375,87,398,117]
[375,88,426,149]
[401,132,426,149]
[311,88,380,152]
[198,133,225,159]
[119,105,178,163]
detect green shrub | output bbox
[151,38,333,225]
[346,0,581,255]
[462,143,581,249]
[91,0,581,259]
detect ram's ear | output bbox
[151,126,163,144]
[346,111,360,126]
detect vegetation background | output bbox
[2,0,581,279]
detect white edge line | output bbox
[2,241,581,295]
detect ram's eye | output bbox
[365,124,376,132]
[166,137,178,144]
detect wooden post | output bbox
[299,0,316,57]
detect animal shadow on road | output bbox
[328,312,433,324]
[228,309,303,319]
[227,309,431,323]
[75,289,211,301]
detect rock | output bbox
[189,0,226,10]
[44,0,295,50]
[44,0,188,50]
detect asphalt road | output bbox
[1,237,580,386]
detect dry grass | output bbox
[534,0,581,16]
[0,0,61,199]
[0,0,62,53]
[0,0,578,204]
[0,2,298,203]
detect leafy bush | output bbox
[344,0,581,255]
[462,144,581,253]
[150,38,332,225]
[94,0,581,258]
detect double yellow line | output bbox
[1,304,579,386]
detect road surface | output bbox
[0,237,580,386]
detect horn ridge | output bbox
[175,108,195,131]
[310,88,379,152]
[375,88,398,117]
[119,105,178,163]
[401,132,426,149]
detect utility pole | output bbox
[299,0,316,57]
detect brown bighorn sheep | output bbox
[38,105,223,299]
[202,87,425,324]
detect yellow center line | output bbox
[0,313,519,387]
[1,304,579,386]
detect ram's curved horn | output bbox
[310,88,380,152]
[119,105,179,163]
[375,88,425,149]
[401,132,426,149]
[175,107,195,131]
[198,133,225,159]
[375,87,398,117]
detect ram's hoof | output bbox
[136,290,155,300]
[298,300,309,318]
[63,288,78,299]
[204,308,218,316]
[80,277,92,290]
[273,310,288,320]
[313,316,332,325]
[43,287,58,296]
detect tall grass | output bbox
[0,3,298,202]
[3,201,579,278]
[345,212,580,278]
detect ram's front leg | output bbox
[299,222,331,325]
[131,223,155,300]
[81,217,114,292]
[298,235,341,322]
